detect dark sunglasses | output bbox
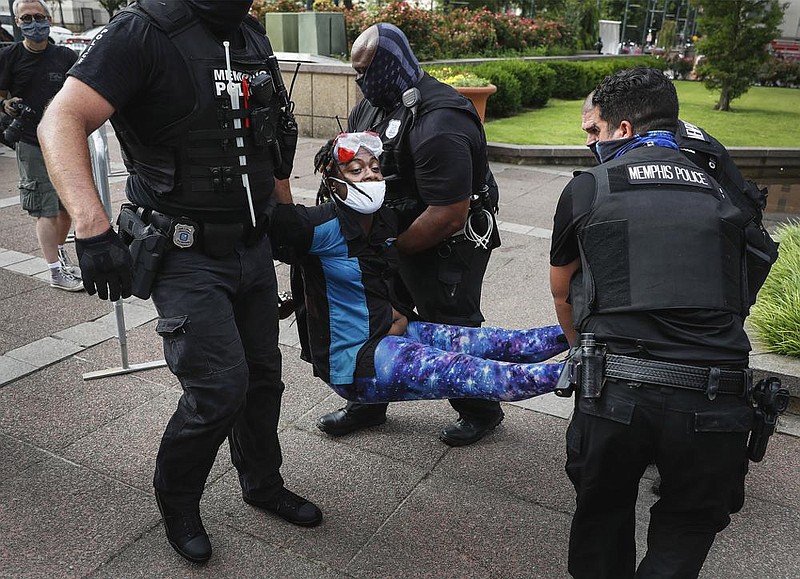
[18,14,48,23]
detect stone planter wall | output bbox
[277,56,361,139]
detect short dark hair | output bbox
[592,67,678,134]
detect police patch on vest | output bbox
[385,119,401,139]
[679,120,708,142]
[173,223,196,248]
[626,163,712,189]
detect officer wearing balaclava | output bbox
[38,0,318,564]
[317,23,505,449]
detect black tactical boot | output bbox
[155,491,212,563]
[439,412,505,447]
[244,487,323,527]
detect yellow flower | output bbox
[428,68,491,87]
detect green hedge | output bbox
[544,57,667,100]
[495,61,556,108]
[472,64,523,118]
[750,221,800,357]
[426,56,664,119]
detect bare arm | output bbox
[550,259,581,347]
[395,198,470,255]
[273,177,293,204]
[38,77,116,238]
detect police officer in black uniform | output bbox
[39,0,320,564]
[316,23,504,447]
[550,67,773,578]
[581,93,777,303]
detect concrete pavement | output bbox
[1,134,798,578]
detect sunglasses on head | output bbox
[18,14,47,23]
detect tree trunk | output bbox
[716,84,732,111]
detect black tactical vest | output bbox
[112,0,277,220]
[676,120,768,214]
[350,74,497,229]
[570,146,749,329]
[675,120,779,312]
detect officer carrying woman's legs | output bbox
[550,67,779,578]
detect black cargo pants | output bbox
[565,378,753,579]
[151,235,285,508]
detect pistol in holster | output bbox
[116,203,169,300]
[554,333,607,399]
[747,376,789,462]
[554,345,581,398]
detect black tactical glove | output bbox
[75,228,133,301]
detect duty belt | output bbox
[605,354,751,399]
[139,207,269,257]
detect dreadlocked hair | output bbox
[313,138,337,205]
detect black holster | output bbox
[555,346,580,397]
[579,333,606,399]
[553,333,606,399]
[117,204,168,299]
[747,377,789,462]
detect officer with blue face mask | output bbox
[0,0,82,292]
[552,67,774,579]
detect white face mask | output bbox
[330,178,386,214]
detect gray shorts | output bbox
[17,141,63,218]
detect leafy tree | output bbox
[656,18,676,49]
[694,0,784,111]
[526,0,598,48]
[98,0,127,18]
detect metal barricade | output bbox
[82,124,167,380]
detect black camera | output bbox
[3,101,36,145]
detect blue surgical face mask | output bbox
[20,20,50,43]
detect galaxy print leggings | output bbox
[329,322,569,403]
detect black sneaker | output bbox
[154,491,212,563]
[439,412,505,447]
[244,487,322,527]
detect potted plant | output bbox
[427,68,497,123]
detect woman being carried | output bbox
[269,132,568,403]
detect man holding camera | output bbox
[0,0,81,291]
[38,0,319,564]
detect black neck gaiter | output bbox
[186,0,252,39]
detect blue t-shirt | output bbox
[270,202,403,384]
